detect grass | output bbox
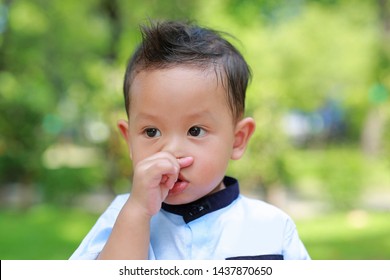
[296,210,390,259]
[0,205,99,260]
[0,205,389,260]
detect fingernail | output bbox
[178,157,193,166]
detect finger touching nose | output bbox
[177,157,193,168]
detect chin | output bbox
[164,196,190,205]
[164,192,199,205]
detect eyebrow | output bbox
[133,112,159,121]
[133,110,217,123]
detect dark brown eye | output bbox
[144,128,161,138]
[188,126,206,137]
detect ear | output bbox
[117,119,133,159]
[231,117,256,160]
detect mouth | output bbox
[169,174,189,195]
[176,173,186,182]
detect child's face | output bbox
[120,66,253,205]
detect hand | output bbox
[128,152,193,217]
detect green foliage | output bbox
[40,167,105,203]
[284,147,390,210]
[317,154,364,210]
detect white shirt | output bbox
[70,177,310,260]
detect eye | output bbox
[188,126,206,137]
[144,128,161,138]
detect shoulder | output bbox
[236,195,290,219]
[231,194,297,230]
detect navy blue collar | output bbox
[161,176,239,223]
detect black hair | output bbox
[123,20,251,121]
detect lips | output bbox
[169,174,189,195]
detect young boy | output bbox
[70,20,310,260]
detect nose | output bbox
[162,135,186,158]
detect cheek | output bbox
[129,139,155,164]
[191,141,232,173]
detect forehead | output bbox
[129,67,233,124]
[131,66,226,105]
[131,65,221,89]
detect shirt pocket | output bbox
[226,254,284,260]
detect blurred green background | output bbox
[0,0,389,260]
